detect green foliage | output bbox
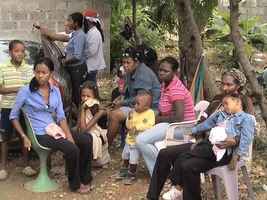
[204,9,267,68]
[111,0,165,62]
[146,0,218,32]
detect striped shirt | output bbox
[158,76,195,121]
[0,60,33,108]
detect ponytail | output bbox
[29,77,39,92]
[95,22,104,42]
[83,16,89,33]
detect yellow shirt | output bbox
[126,109,155,145]
[0,60,33,108]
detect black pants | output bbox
[66,63,87,107]
[147,141,232,200]
[85,70,98,84]
[37,132,93,191]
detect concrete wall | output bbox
[219,0,267,22]
[0,0,111,69]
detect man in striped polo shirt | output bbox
[0,40,36,180]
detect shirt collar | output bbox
[131,63,142,79]
[7,59,26,67]
[162,75,180,91]
[71,28,83,38]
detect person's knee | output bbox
[135,135,144,147]
[66,144,80,159]
[157,148,170,160]
[109,109,125,122]
[79,134,93,147]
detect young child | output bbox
[78,81,110,166]
[0,40,36,180]
[111,66,126,101]
[116,90,155,185]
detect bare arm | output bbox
[59,119,74,143]
[11,119,31,150]
[79,108,107,133]
[156,101,184,123]
[39,25,70,42]
[0,86,20,94]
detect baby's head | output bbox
[80,81,99,103]
[134,90,153,113]
[222,93,242,114]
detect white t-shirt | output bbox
[86,26,106,72]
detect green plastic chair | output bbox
[22,110,59,192]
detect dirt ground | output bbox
[0,78,267,200]
[0,140,266,200]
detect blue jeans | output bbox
[136,122,192,176]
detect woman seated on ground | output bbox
[9,57,93,193]
[146,93,255,200]
[136,56,196,176]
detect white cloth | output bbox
[85,108,108,160]
[209,126,227,161]
[86,26,106,72]
[45,123,66,139]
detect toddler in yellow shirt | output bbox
[115,90,155,185]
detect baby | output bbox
[116,90,155,185]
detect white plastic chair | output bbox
[154,100,210,151]
[207,141,255,200]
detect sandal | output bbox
[22,166,37,177]
[76,185,91,194]
[0,169,8,181]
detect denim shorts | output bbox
[0,108,25,142]
[0,108,14,141]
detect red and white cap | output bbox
[83,8,101,24]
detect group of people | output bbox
[0,9,256,200]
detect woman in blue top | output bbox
[39,12,88,106]
[10,57,93,193]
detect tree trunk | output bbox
[131,0,141,45]
[230,0,267,126]
[175,0,216,99]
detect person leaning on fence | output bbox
[146,93,255,200]
[9,57,93,193]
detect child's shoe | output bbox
[114,168,128,180]
[123,171,136,185]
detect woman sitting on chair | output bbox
[146,93,255,200]
[9,57,93,194]
[136,56,195,176]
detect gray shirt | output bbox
[123,63,160,109]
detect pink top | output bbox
[158,76,195,121]
[117,78,125,94]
